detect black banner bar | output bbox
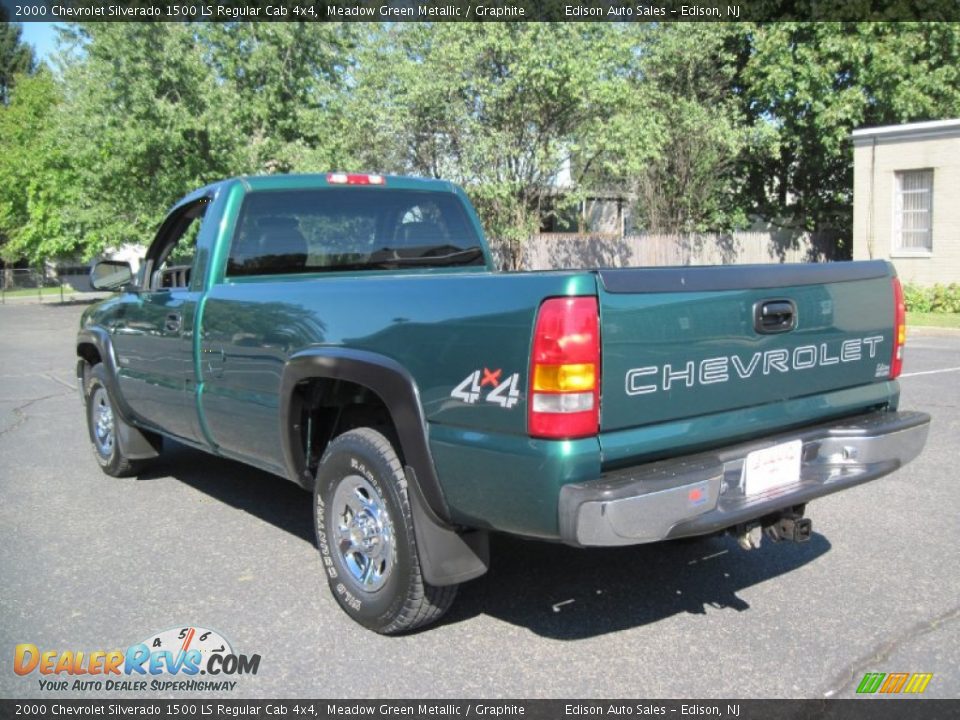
[3,0,960,23]
[1,700,959,720]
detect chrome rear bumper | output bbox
[559,410,930,547]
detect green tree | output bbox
[0,13,37,271]
[740,22,960,238]
[8,21,960,267]
[52,23,241,257]
[346,23,657,267]
[623,24,763,234]
[199,22,357,173]
[31,22,358,260]
[0,14,35,105]
[0,22,359,263]
[0,68,73,264]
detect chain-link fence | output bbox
[0,267,78,304]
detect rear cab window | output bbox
[226,188,485,277]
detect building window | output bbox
[893,169,934,254]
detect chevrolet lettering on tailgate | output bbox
[626,335,887,395]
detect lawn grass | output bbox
[1,285,66,298]
[907,312,960,329]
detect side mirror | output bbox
[90,260,134,291]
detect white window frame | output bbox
[892,168,934,257]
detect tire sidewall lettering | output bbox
[314,433,413,627]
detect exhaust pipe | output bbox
[735,523,763,551]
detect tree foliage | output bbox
[2,22,356,261]
[52,24,235,258]
[199,22,357,172]
[0,15,38,265]
[739,22,960,234]
[2,21,960,265]
[0,15,35,105]
[347,23,655,266]
[0,69,69,263]
[627,24,762,234]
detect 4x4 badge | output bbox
[451,369,521,408]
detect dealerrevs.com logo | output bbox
[14,626,261,692]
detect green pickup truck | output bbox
[78,173,930,633]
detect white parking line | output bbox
[901,366,960,378]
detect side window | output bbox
[142,199,209,291]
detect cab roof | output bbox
[236,173,458,193]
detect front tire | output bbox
[84,363,141,477]
[314,427,457,634]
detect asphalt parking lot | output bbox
[1,301,957,699]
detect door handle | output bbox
[164,312,182,333]
[754,299,797,334]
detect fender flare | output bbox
[279,348,489,586]
[77,327,138,421]
[76,327,161,460]
[279,347,450,521]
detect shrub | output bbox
[902,283,960,313]
[903,283,931,313]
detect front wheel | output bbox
[84,363,142,477]
[314,427,457,634]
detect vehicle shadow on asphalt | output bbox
[40,297,108,307]
[136,441,316,544]
[444,531,831,639]
[141,441,831,640]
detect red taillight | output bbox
[891,277,906,379]
[528,296,600,439]
[326,173,385,186]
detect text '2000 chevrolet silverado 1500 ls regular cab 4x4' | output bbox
[78,173,930,633]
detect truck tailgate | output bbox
[597,261,897,433]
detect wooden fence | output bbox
[512,230,842,270]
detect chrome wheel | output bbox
[332,474,395,592]
[315,428,458,633]
[91,386,115,457]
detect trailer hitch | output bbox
[733,510,812,550]
[764,512,812,543]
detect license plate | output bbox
[743,440,803,496]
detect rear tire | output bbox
[314,427,457,634]
[84,363,142,478]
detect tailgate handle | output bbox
[755,299,797,334]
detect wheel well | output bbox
[76,343,102,397]
[291,378,400,481]
[77,343,101,368]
